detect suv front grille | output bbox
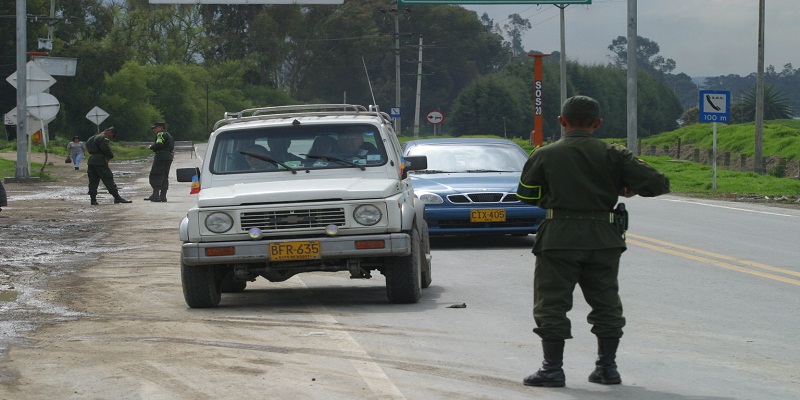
[240,208,346,231]
[447,193,520,203]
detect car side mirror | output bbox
[176,167,200,182]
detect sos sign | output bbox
[698,90,730,123]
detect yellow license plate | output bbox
[269,241,321,261]
[470,209,506,222]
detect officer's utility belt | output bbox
[547,206,629,237]
[546,209,615,223]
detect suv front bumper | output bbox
[181,233,411,266]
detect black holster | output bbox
[613,203,628,236]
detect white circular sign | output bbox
[26,92,60,120]
[426,110,445,125]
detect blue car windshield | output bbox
[209,124,387,174]
[406,143,527,173]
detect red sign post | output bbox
[527,53,550,147]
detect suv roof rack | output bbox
[214,104,392,130]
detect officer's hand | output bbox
[619,187,636,198]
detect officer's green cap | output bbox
[561,95,600,119]
[151,122,166,129]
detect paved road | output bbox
[1,149,798,399]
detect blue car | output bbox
[403,138,546,236]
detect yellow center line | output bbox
[626,233,800,286]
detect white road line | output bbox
[298,279,406,399]
[659,198,798,217]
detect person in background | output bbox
[517,95,670,388]
[308,135,339,156]
[266,136,303,162]
[0,179,7,212]
[66,136,88,170]
[85,127,132,205]
[144,122,175,202]
[337,131,378,157]
[242,144,276,171]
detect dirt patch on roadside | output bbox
[0,151,152,370]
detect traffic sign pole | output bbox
[713,122,717,192]
[698,90,730,193]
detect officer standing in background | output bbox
[86,127,132,205]
[144,122,174,202]
[516,95,670,388]
[0,178,7,212]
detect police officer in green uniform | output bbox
[517,96,670,388]
[0,178,7,212]
[86,127,132,205]
[144,122,174,202]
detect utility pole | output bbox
[627,0,638,156]
[557,5,567,138]
[754,0,765,174]
[413,36,423,138]
[16,0,30,179]
[380,2,410,134]
[394,4,402,135]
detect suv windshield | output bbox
[210,124,387,174]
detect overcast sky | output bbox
[463,0,797,78]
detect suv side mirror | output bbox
[176,167,200,182]
[402,155,427,179]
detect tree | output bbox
[607,35,676,76]
[452,58,683,139]
[740,84,792,122]
[450,74,529,137]
[503,13,531,58]
[663,72,698,110]
[0,0,51,124]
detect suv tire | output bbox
[181,260,222,308]
[385,227,422,304]
[419,219,432,289]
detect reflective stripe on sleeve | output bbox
[516,181,542,201]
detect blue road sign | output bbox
[390,107,401,118]
[699,90,731,123]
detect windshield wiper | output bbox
[303,154,366,171]
[240,151,298,174]
[411,169,452,174]
[465,169,515,173]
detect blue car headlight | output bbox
[417,192,444,204]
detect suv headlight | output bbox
[205,212,234,233]
[353,204,382,226]
[417,192,443,204]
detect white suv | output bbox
[176,104,431,308]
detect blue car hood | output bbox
[409,172,521,193]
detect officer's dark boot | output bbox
[588,338,622,385]
[111,191,132,204]
[90,195,99,205]
[144,189,159,201]
[523,340,566,387]
[158,189,167,202]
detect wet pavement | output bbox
[0,154,150,368]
